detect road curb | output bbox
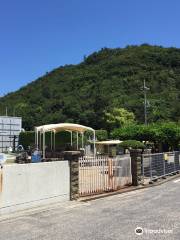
[79,173,180,202]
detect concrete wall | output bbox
[0,161,70,214]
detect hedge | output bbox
[119,140,145,149]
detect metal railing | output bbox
[142,151,180,183]
[79,155,132,196]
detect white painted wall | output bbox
[0,161,70,214]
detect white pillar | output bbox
[43,131,45,159]
[35,127,38,149]
[35,128,37,147]
[39,132,41,150]
[81,132,84,148]
[77,132,78,150]
[71,131,73,146]
[51,131,52,150]
[37,130,39,149]
[54,131,56,150]
[93,130,96,158]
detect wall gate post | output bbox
[64,151,81,200]
[130,149,142,186]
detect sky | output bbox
[1,0,180,96]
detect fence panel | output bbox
[79,155,132,196]
[142,151,180,183]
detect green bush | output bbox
[119,140,145,149]
[95,130,108,141]
[19,131,35,149]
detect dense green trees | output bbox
[0,44,180,130]
[111,122,180,151]
[104,107,135,132]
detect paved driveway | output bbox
[0,178,180,240]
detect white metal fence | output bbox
[79,155,132,196]
[142,151,180,183]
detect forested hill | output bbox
[0,44,180,130]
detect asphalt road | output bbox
[0,178,180,240]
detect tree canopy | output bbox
[104,107,135,132]
[111,122,180,151]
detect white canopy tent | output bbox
[34,123,96,159]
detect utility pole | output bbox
[142,79,150,125]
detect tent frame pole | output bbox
[77,132,78,150]
[36,131,38,150]
[36,129,38,149]
[54,131,56,151]
[51,131,53,150]
[39,132,41,151]
[71,131,73,146]
[93,130,96,158]
[43,131,45,159]
[81,132,84,148]
[35,128,36,147]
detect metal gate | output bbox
[79,155,132,196]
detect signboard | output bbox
[164,153,175,163]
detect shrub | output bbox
[19,131,35,149]
[95,130,108,141]
[119,140,145,149]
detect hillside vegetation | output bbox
[0,44,180,130]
